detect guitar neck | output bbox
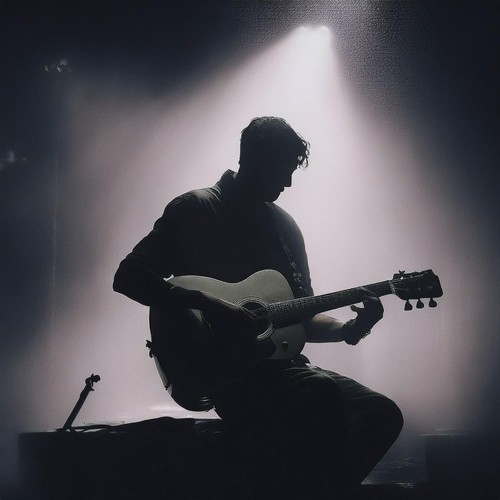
[267,280,393,328]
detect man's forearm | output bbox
[113,256,173,307]
[304,314,346,343]
[304,312,378,345]
[113,256,208,310]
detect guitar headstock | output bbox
[391,270,443,310]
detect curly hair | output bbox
[239,117,310,170]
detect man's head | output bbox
[238,117,310,202]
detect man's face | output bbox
[255,156,298,202]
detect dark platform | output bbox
[19,418,232,499]
[17,419,500,499]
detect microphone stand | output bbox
[61,374,100,431]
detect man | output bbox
[113,117,403,497]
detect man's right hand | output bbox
[199,292,259,341]
[167,285,259,341]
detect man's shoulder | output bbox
[268,202,301,231]
[164,185,221,216]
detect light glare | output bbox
[297,25,332,40]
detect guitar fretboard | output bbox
[267,281,393,328]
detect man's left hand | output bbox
[350,287,384,330]
[344,288,384,345]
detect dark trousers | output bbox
[213,361,404,498]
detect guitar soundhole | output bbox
[241,300,273,339]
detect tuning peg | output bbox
[429,298,437,308]
[416,299,424,309]
[404,300,413,311]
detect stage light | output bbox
[295,24,333,49]
[311,24,332,42]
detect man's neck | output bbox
[232,170,262,206]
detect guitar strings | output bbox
[243,273,437,320]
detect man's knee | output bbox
[298,371,343,405]
[285,370,344,420]
[381,397,404,440]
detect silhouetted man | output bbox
[114,116,403,497]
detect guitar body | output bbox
[149,269,306,410]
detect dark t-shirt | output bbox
[114,170,313,305]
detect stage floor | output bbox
[14,418,500,499]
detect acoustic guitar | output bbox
[149,269,442,410]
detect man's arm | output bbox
[304,314,345,342]
[113,197,212,309]
[113,198,261,338]
[113,197,185,307]
[304,288,384,345]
